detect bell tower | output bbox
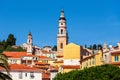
[27,32,33,54]
[57,10,68,57]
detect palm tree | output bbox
[0,53,12,80]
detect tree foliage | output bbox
[0,53,12,80]
[0,34,25,52]
[6,34,16,46]
[98,44,103,50]
[87,44,103,50]
[93,44,97,50]
[5,45,25,52]
[54,65,120,80]
[52,45,57,51]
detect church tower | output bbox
[57,10,68,57]
[27,32,33,54]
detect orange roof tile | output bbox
[0,64,41,72]
[35,62,50,65]
[33,65,49,69]
[109,62,120,65]
[39,56,51,59]
[3,51,27,58]
[23,54,38,57]
[53,60,63,63]
[111,51,120,55]
[3,51,38,58]
[61,65,80,69]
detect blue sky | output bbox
[0,0,120,47]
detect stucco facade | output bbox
[63,43,80,65]
[80,50,103,69]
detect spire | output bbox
[28,32,32,36]
[60,10,64,17]
[59,10,66,20]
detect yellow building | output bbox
[102,43,120,67]
[63,43,81,65]
[80,50,103,69]
[110,50,120,66]
[60,43,81,73]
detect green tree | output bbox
[88,45,92,50]
[6,34,16,46]
[0,53,12,80]
[5,45,25,52]
[54,65,120,80]
[84,44,87,48]
[0,40,7,53]
[93,44,97,50]
[52,45,57,51]
[98,44,103,50]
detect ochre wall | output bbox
[63,43,80,59]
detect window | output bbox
[114,56,119,62]
[61,29,63,34]
[19,72,23,79]
[30,72,34,79]
[25,73,27,77]
[13,60,17,64]
[60,43,63,49]
[36,57,37,60]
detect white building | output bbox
[0,64,42,80]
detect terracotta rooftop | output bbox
[33,65,49,69]
[53,60,63,63]
[0,64,41,72]
[111,50,120,55]
[3,51,39,58]
[39,56,51,59]
[3,51,27,58]
[61,65,80,69]
[109,62,120,65]
[35,62,50,65]
[23,54,38,57]
[56,55,63,58]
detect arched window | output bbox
[60,43,63,49]
[61,29,63,34]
